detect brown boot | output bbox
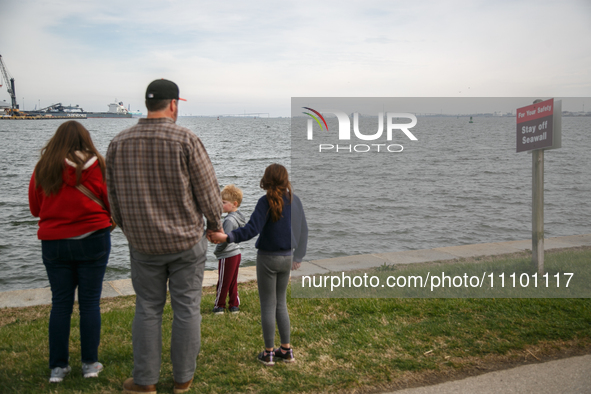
[173,377,193,394]
[122,377,157,394]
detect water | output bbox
[0,117,289,291]
[291,114,591,259]
[1,116,590,292]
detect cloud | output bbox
[0,0,589,116]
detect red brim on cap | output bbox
[179,98,187,101]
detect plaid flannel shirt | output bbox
[106,117,222,255]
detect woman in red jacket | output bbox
[29,121,112,383]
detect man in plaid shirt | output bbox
[106,79,223,394]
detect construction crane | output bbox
[0,54,21,116]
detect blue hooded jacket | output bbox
[227,193,308,262]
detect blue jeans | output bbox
[42,227,110,369]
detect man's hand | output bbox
[207,228,226,244]
[207,228,228,244]
[292,261,301,271]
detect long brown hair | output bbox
[260,163,292,222]
[34,121,106,196]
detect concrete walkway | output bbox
[1,233,589,309]
[0,265,258,308]
[388,354,591,394]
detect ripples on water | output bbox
[1,116,590,291]
[291,114,590,260]
[0,117,289,291]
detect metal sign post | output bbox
[532,148,544,274]
[516,98,561,274]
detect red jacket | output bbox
[29,156,112,240]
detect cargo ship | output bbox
[86,100,132,118]
[25,100,132,119]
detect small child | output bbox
[213,185,247,314]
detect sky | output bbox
[1,0,590,116]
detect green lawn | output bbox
[1,247,590,393]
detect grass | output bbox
[294,246,591,298]
[0,247,590,393]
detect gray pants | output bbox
[129,236,207,385]
[256,253,292,349]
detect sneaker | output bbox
[274,346,296,363]
[213,306,225,315]
[82,361,104,378]
[229,306,240,314]
[49,366,71,383]
[257,350,275,366]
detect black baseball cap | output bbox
[145,79,187,101]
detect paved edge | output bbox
[386,354,591,394]
[1,234,590,309]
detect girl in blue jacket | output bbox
[210,163,308,365]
